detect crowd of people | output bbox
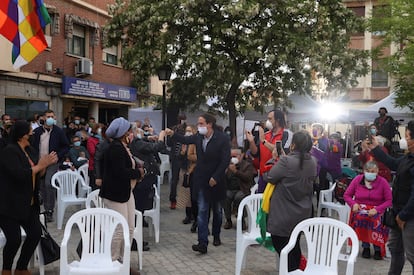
[0,105,413,275]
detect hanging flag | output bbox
[0,0,50,69]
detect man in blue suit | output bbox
[166,113,230,254]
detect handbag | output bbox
[182,172,191,188]
[40,222,60,264]
[382,207,398,229]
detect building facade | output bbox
[0,0,154,125]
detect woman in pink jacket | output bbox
[344,160,392,260]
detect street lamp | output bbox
[157,65,172,129]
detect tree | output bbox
[369,0,414,110]
[106,0,369,142]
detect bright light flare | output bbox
[318,102,343,121]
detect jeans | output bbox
[223,190,245,220]
[40,163,59,212]
[197,189,222,246]
[169,158,184,203]
[388,219,414,275]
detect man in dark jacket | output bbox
[31,109,69,222]
[374,107,396,142]
[369,120,414,274]
[166,113,230,254]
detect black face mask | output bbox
[39,119,45,125]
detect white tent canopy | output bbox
[348,93,413,123]
[243,93,322,123]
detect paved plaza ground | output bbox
[2,183,413,274]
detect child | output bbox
[60,155,75,171]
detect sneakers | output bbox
[213,236,221,246]
[223,220,232,229]
[362,247,371,258]
[373,250,382,260]
[192,243,207,254]
[170,202,176,209]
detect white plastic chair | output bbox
[60,208,130,275]
[158,152,171,185]
[317,182,351,224]
[279,217,359,275]
[235,193,265,275]
[77,163,90,197]
[143,183,160,243]
[133,210,143,270]
[51,170,91,229]
[85,189,104,208]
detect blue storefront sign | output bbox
[62,76,137,102]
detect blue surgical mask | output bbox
[74,120,80,125]
[46,117,55,126]
[364,172,377,182]
[370,128,377,135]
[73,141,81,147]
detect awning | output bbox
[60,94,137,106]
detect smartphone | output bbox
[276,141,283,155]
[366,127,373,144]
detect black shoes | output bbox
[362,247,371,258]
[190,221,197,233]
[192,243,207,254]
[373,250,382,260]
[223,220,232,229]
[182,216,192,224]
[45,210,54,223]
[131,240,150,251]
[213,236,221,246]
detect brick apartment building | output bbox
[0,0,164,125]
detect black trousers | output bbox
[271,234,301,272]
[0,206,41,270]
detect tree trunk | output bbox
[226,84,239,148]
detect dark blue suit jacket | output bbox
[31,125,69,162]
[173,129,230,202]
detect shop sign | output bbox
[62,76,137,102]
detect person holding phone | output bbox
[245,109,288,193]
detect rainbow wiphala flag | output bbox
[0,0,50,69]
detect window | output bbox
[67,24,85,57]
[372,6,388,36]
[103,45,118,65]
[5,99,49,121]
[348,7,365,36]
[371,69,388,87]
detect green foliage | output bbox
[369,0,414,110]
[105,0,369,132]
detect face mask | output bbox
[370,128,377,135]
[97,128,102,135]
[312,129,318,137]
[231,157,239,165]
[74,120,80,125]
[73,141,81,147]
[185,131,192,136]
[46,117,55,126]
[226,131,231,136]
[364,172,377,182]
[198,126,208,135]
[265,120,273,130]
[143,131,150,136]
[136,133,142,139]
[399,138,408,150]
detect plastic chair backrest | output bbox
[280,217,359,275]
[60,208,130,272]
[51,170,87,199]
[77,163,89,186]
[85,189,104,208]
[237,193,262,237]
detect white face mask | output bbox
[198,126,208,135]
[399,138,408,150]
[265,120,273,130]
[185,131,192,136]
[136,133,142,139]
[231,157,239,165]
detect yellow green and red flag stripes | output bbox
[0,0,50,69]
